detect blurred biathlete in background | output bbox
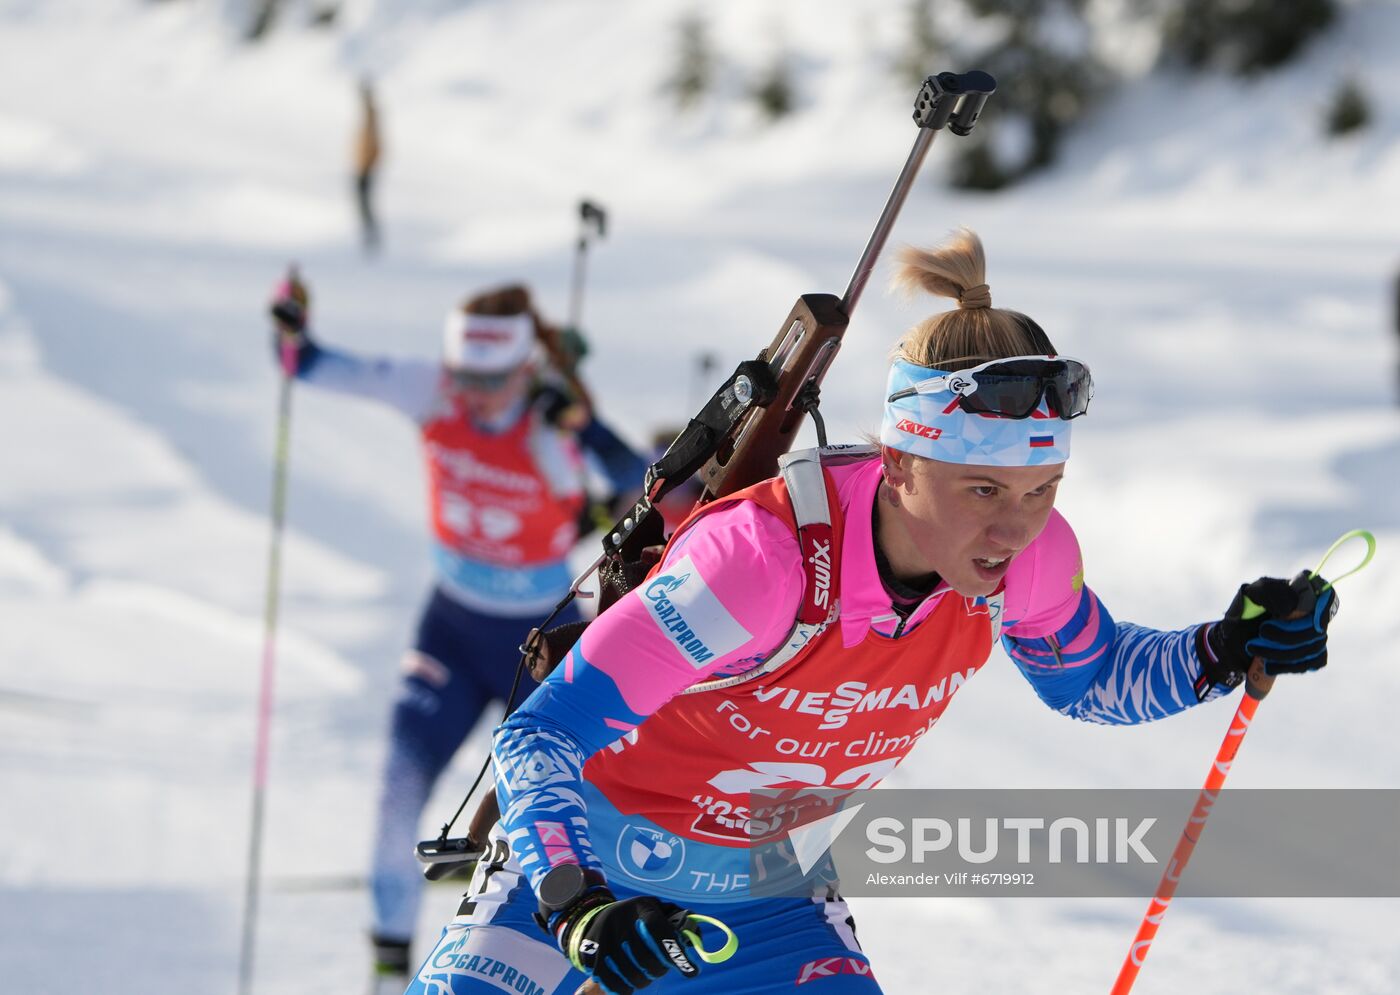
[401,229,1340,995]
[267,276,646,985]
[353,78,383,254]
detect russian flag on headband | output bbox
[1028,435,1055,448]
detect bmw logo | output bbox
[616,825,686,883]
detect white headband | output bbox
[880,359,1073,466]
[442,311,536,373]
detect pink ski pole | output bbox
[237,289,303,995]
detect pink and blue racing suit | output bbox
[406,452,1234,994]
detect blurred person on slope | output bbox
[267,276,646,985]
[353,77,382,254]
[397,228,1340,995]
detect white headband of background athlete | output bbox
[442,311,536,373]
[880,358,1073,466]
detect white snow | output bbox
[1,1,1397,992]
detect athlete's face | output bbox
[882,449,1064,597]
[452,364,532,422]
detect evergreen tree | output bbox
[946,0,1107,190]
[751,53,797,121]
[1154,0,1336,75]
[664,14,716,111]
[1325,78,1371,137]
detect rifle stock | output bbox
[699,293,847,501]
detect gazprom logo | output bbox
[645,572,717,665]
[638,555,752,670]
[645,573,690,600]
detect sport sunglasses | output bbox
[451,367,521,392]
[887,354,1094,420]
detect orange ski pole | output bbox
[1109,663,1270,994]
[1109,530,1375,994]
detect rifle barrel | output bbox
[840,126,937,317]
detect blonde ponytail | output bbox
[890,227,1054,371]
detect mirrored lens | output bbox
[959,374,1045,418]
[955,358,1093,420]
[1047,376,1091,418]
[1045,363,1093,419]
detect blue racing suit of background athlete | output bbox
[291,339,646,957]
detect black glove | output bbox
[1201,571,1339,689]
[555,893,700,994]
[269,271,309,334]
[268,272,313,374]
[270,296,306,334]
[533,380,591,431]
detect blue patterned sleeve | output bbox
[1003,586,1237,725]
[491,501,803,889]
[491,657,649,885]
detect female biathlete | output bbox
[401,229,1338,995]
[267,279,646,981]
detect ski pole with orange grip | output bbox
[1109,529,1376,995]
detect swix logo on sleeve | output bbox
[640,555,752,669]
[799,523,836,621]
[895,418,942,441]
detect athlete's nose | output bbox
[985,513,1030,553]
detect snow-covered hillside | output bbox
[1,1,1397,992]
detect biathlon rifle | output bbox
[599,70,996,576]
[415,70,996,880]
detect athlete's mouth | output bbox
[974,556,1010,569]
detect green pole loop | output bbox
[1307,528,1376,589]
[1240,529,1377,619]
[682,914,740,964]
